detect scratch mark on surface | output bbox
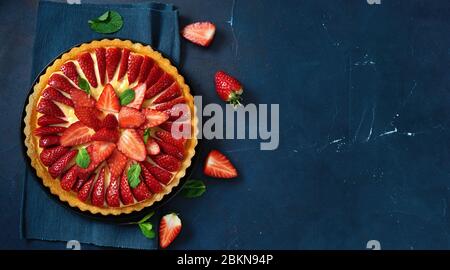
[365,104,376,142]
[379,128,398,137]
[353,107,367,143]
[227,0,239,56]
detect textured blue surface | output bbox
[2,0,450,249]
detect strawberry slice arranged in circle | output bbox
[91,166,106,207]
[101,113,118,129]
[96,83,120,113]
[34,126,66,136]
[42,87,74,107]
[142,160,173,185]
[145,65,163,88]
[78,52,97,88]
[106,47,121,81]
[60,165,79,191]
[40,146,69,167]
[127,54,143,84]
[70,88,96,108]
[107,149,128,179]
[95,48,106,85]
[140,163,164,193]
[118,48,130,80]
[90,141,116,164]
[77,174,95,202]
[120,167,135,205]
[48,74,75,94]
[49,149,78,178]
[74,106,102,130]
[126,83,146,110]
[37,115,67,126]
[117,129,146,161]
[60,62,79,85]
[153,83,181,104]
[91,128,120,143]
[131,180,152,202]
[60,121,93,147]
[203,150,238,179]
[39,135,60,148]
[142,108,169,128]
[138,56,154,84]
[145,73,174,99]
[146,138,161,155]
[118,107,145,128]
[159,213,182,249]
[152,154,181,172]
[106,174,120,207]
[37,98,65,118]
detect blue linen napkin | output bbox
[21,0,180,250]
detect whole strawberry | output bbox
[214,71,243,106]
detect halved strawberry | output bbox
[140,164,164,193]
[203,150,238,179]
[138,56,154,84]
[106,47,121,81]
[145,73,174,99]
[37,115,67,126]
[70,88,96,108]
[91,167,106,207]
[90,141,116,164]
[153,83,181,104]
[156,140,184,160]
[151,154,180,172]
[49,149,78,178]
[96,83,120,113]
[159,213,182,249]
[145,65,163,88]
[34,126,66,136]
[95,48,106,85]
[91,127,119,143]
[73,174,89,192]
[142,161,173,185]
[37,98,65,117]
[74,106,102,130]
[39,135,60,148]
[101,113,118,129]
[131,180,152,201]
[126,83,146,110]
[165,103,191,122]
[60,62,79,84]
[77,174,95,202]
[106,174,120,207]
[118,107,145,128]
[127,54,143,84]
[146,138,160,155]
[60,121,93,147]
[118,48,130,80]
[154,130,185,151]
[40,146,69,166]
[48,74,75,94]
[120,168,135,205]
[159,120,189,134]
[117,129,146,161]
[78,52,97,87]
[151,96,185,112]
[181,21,216,47]
[142,108,169,128]
[60,165,78,191]
[107,149,128,178]
[42,87,74,107]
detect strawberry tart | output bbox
[23,39,198,215]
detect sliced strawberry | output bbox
[145,73,174,99]
[101,113,118,129]
[77,174,95,202]
[142,108,169,128]
[34,126,66,136]
[138,56,154,84]
[48,74,75,94]
[96,83,120,113]
[74,106,102,130]
[39,135,60,148]
[106,174,120,207]
[70,88,96,108]
[91,128,119,143]
[159,121,189,134]
[131,180,152,202]
[78,52,97,87]
[181,21,216,47]
[91,167,106,207]
[140,163,164,193]
[153,83,181,104]
[204,150,238,179]
[127,54,143,84]
[145,65,163,88]
[60,121,92,147]
[154,130,185,151]
[118,107,145,128]
[142,162,173,185]
[106,47,121,81]
[146,138,160,155]
[40,146,69,166]
[37,98,65,117]
[117,129,146,161]
[42,87,74,107]
[95,48,106,85]
[118,48,130,80]
[49,149,78,178]
[159,213,182,249]
[73,174,89,192]
[107,149,128,178]
[60,165,78,191]
[90,141,116,164]
[60,62,79,84]
[151,154,181,172]
[126,83,146,110]
[37,115,67,126]
[165,103,191,121]
[151,96,186,112]
[156,140,184,160]
[120,169,135,205]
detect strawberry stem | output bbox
[228,92,242,107]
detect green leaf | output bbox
[78,76,90,95]
[88,10,123,34]
[139,222,155,239]
[143,128,150,144]
[181,180,206,198]
[119,89,135,106]
[127,163,141,188]
[75,148,90,169]
[138,211,155,224]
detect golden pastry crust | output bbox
[23,39,198,215]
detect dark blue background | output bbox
[2,0,450,249]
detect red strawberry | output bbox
[214,71,243,106]
[96,83,120,113]
[118,107,145,128]
[101,114,118,129]
[60,165,78,191]
[152,154,180,172]
[203,150,238,178]
[91,167,106,207]
[145,73,174,99]
[142,108,169,128]
[151,96,185,112]
[140,164,164,193]
[95,48,106,85]
[78,52,97,87]
[106,47,121,81]
[145,65,163,87]
[159,213,182,249]
[48,74,75,94]
[155,130,185,151]
[60,121,93,147]
[138,56,154,84]
[118,48,130,80]
[146,138,160,155]
[153,83,181,104]
[49,149,77,178]
[156,140,184,160]
[117,129,146,161]
[40,146,69,166]
[34,126,66,136]
[107,149,128,178]
[73,174,89,192]
[74,106,102,130]
[159,121,189,133]
[39,135,60,148]
[181,21,216,47]
[37,98,65,117]
[60,62,79,84]
[77,174,95,202]
[127,54,143,84]
[142,161,173,185]
[37,115,67,126]
[91,128,119,143]
[42,87,74,107]
[131,180,152,201]
[120,169,135,205]
[106,174,120,207]
[70,88,96,108]
[126,83,146,110]
[90,141,116,164]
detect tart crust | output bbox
[23,39,198,215]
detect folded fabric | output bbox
[21,0,180,250]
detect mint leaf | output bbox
[143,128,150,144]
[76,148,90,169]
[88,10,123,34]
[139,222,155,239]
[181,180,206,198]
[127,163,141,188]
[78,76,90,95]
[119,89,135,106]
[138,212,155,224]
